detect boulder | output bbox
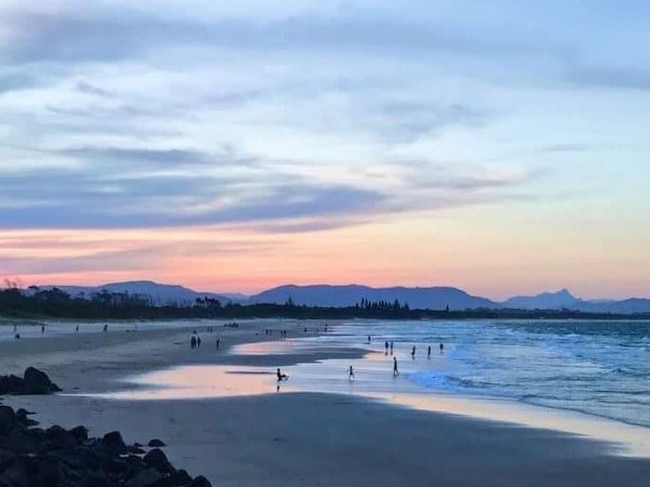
[22,367,61,395]
[101,431,127,454]
[0,406,16,434]
[188,475,212,487]
[143,448,174,474]
[125,468,166,487]
[148,439,166,447]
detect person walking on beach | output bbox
[440,342,444,354]
[197,336,202,348]
[276,368,288,381]
[393,357,399,376]
[390,341,394,355]
[427,346,431,359]
[103,324,108,333]
[411,345,416,359]
[348,365,355,381]
[385,341,389,355]
[190,335,196,349]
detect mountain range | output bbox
[30,281,650,315]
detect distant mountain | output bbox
[503,289,580,309]
[38,280,230,306]
[249,284,498,310]
[571,298,650,315]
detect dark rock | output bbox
[0,463,29,487]
[128,445,147,455]
[76,473,112,487]
[147,439,166,447]
[0,375,23,395]
[187,475,212,487]
[22,367,61,395]
[0,406,15,434]
[45,425,78,449]
[70,425,89,443]
[172,469,192,486]
[143,448,174,474]
[125,468,166,487]
[101,431,127,454]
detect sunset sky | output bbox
[1,1,649,299]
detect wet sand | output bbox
[2,320,650,486]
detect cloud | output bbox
[76,80,115,98]
[569,66,650,91]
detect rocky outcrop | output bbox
[0,368,61,395]
[0,405,212,487]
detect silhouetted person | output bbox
[440,342,444,355]
[367,335,371,344]
[103,324,108,333]
[427,346,431,359]
[393,357,399,376]
[276,368,288,381]
[75,325,79,332]
[411,345,416,359]
[197,336,202,348]
[385,341,389,355]
[41,324,45,334]
[390,341,394,355]
[349,365,355,380]
[190,335,196,349]
[304,327,307,333]
[216,337,220,350]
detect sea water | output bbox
[286,320,650,428]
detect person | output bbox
[103,324,108,333]
[190,335,196,349]
[75,325,79,332]
[216,337,220,350]
[390,341,394,355]
[41,324,45,333]
[276,368,288,381]
[367,335,371,344]
[348,365,355,380]
[384,341,389,354]
[427,345,431,359]
[393,357,399,376]
[411,345,416,359]
[197,336,202,348]
[440,342,444,354]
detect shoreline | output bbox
[2,319,650,486]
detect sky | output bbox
[1,0,649,300]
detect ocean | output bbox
[288,319,650,428]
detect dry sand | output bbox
[2,320,650,486]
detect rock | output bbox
[172,469,192,486]
[45,425,78,449]
[0,462,29,487]
[0,406,16,434]
[101,431,127,454]
[143,448,174,474]
[188,475,212,487]
[22,367,61,395]
[125,468,166,487]
[147,439,166,447]
[70,425,89,443]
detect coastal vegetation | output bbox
[0,286,647,321]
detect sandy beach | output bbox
[2,320,650,486]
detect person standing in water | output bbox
[348,365,355,380]
[367,335,371,344]
[440,342,444,354]
[427,345,431,359]
[393,357,399,376]
[411,345,416,359]
[384,341,389,355]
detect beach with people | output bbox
[1,318,650,486]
